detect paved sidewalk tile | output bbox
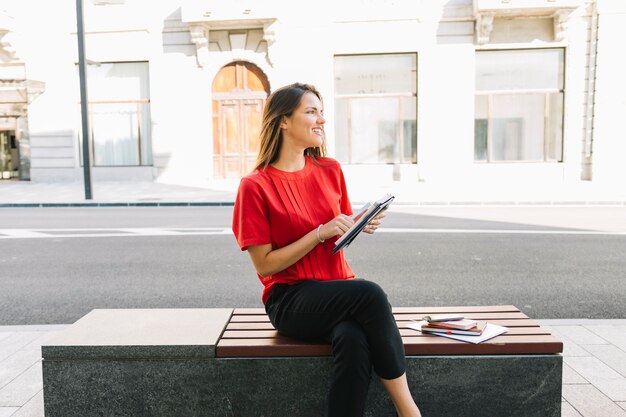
[553,325,610,345]
[546,329,592,357]
[563,363,589,384]
[586,325,626,352]
[563,384,626,417]
[0,407,19,417]
[0,334,12,343]
[561,402,584,417]
[584,344,626,378]
[19,333,57,353]
[0,333,43,363]
[10,391,43,417]
[565,357,626,402]
[565,357,626,380]
[619,403,626,412]
[0,362,42,407]
[0,349,42,390]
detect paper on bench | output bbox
[408,320,508,344]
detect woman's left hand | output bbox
[362,212,385,234]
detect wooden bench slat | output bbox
[400,328,550,336]
[394,312,529,320]
[221,327,553,340]
[233,305,522,315]
[226,322,277,330]
[222,330,281,338]
[229,315,274,322]
[225,318,541,331]
[229,312,530,323]
[403,335,563,355]
[217,338,331,357]
[216,334,563,357]
[396,319,539,328]
[392,305,520,314]
[402,335,563,355]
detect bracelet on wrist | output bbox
[316,224,325,243]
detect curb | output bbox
[1,201,625,208]
[0,202,236,208]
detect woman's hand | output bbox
[362,212,386,234]
[318,214,355,241]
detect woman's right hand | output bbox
[319,214,355,241]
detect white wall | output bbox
[6,0,622,195]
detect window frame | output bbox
[474,47,566,164]
[333,52,418,165]
[78,60,153,167]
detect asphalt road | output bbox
[1,207,625,324]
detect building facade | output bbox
[1,0,624,192]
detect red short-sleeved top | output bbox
[232,156,355,304]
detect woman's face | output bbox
[280,92,325,150]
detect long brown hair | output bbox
[254,83,327,171]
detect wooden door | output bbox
[212,62,269,179]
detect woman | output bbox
[232,82,421,417]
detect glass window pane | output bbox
[87,62,150,101]
[334,53,417,164]
[92,103,139,166]
[350,97,399,164]
[82,62,152,166]
[401,96,417,163]
[476,49,564,91]
[334,98,350,163]
[474,95,488,161]
[491,94,544,161]
[335,54,417,95]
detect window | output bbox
[80,62,152,166]
[334,54,417,164]
[475,49,564,162]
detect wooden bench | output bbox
[42,306,562,417]
[218,305,563,357]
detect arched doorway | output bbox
[212,61,270,179]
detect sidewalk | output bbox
[1,179,625,206]
[1,320,625,417]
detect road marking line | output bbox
[0,227,625,240]
[0,228,232,239]
[378,228,626,235]
[0,230,50,238]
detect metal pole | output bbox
[76,0,92,199]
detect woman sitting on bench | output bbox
[233,82,422,417]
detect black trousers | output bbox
[265,279,406,417]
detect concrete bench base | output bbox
[42,309,562,417]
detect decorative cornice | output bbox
[473,0,582,44]
[262,21,277,47]
[189,24,209,68]
[475,12,495,45]
[553,9,573,41]
[262,20,278,66]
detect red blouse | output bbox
[232,156,355,304]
